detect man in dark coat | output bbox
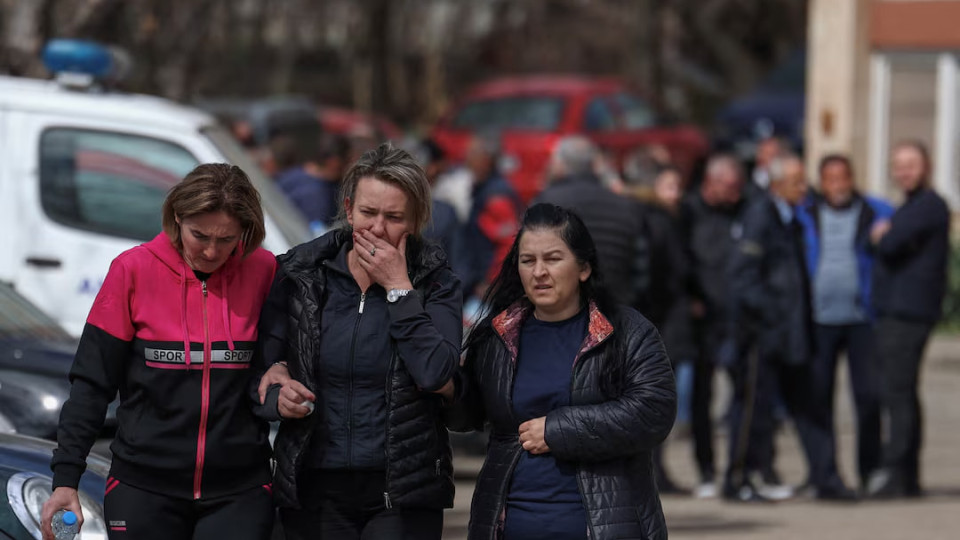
[866,141,950,499]
[726,153,817,501]
[680,153,748,498]
[535,136,649,308]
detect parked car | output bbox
[431,75,710,202]
[714,48,806,161]
[0,282,117,440]
[0,432,109,539]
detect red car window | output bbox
[451,96,565,131]
[583,97,617,132]
[613,93,656,130]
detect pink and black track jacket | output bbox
[51,232,277,500]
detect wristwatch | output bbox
[387,288,413,303]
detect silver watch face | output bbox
[388,289,410,302]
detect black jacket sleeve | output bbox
[51,324,128,489]
[444,343,488,433]
[388,267,463,392]
[543,312,677,462]
[876,191,950,261]
[249,263,290,422]
[728,200,772,324]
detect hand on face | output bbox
[353,229,413,291]
[346,177,416,290]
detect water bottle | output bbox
[51,509,79,540]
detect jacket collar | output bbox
[491,299,615,363]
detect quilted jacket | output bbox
[253,229,461,509]
[449,301,676,539]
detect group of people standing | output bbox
[41,143,677,540]
[678,140,948,503]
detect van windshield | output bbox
[204,125,311,249]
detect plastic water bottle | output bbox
[52,510,79,540]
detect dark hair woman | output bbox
[253,143,462,539]
[448,203,676,540]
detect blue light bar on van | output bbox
[42,40,114,79]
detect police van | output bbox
[0,40,311,336]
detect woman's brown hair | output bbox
[161,163,265,256]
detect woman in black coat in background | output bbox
[448,203,676,540]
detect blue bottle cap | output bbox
[62,511,77,526]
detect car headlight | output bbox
[7,472,108,540]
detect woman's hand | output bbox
[277,379,316,419]
[353,230,413,291]
[41,487,82,540]
[519,417,550,455]
[258,363,292,404]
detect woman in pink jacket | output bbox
[41,164,278,540]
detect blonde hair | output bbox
[337,143,432,236]
[161,163,265,256]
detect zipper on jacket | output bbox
[194,280,212,499]
[346,291,366,468]
[383,491,393,509]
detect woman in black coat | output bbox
[448,203,676,540]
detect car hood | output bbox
[0,339,76,377]
[0,433,111,479]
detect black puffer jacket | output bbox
[253,230,461,509]
[449,301,676,540]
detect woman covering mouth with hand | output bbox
[253,143,461,540]
[448,203,676,540]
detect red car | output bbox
[431,75,709,203]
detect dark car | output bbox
[0,283,117,440]
[714,48,806,160]
[0,432,109,539]
[431,75,710,202]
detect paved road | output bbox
[442,335,960,539]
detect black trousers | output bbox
[280,470,443,540]
[725,347,817,487]
[690,320,719,482]
[103,479,274,540]
[807,323,881,488]
[875,317,933,489]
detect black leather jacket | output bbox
[253,230,462,509]
[448,301,676,540]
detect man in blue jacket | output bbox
[796,154,893,499]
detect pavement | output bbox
[442,334,960,539]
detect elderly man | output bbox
[795,154,893,500]
[535,136,649,308]
[726,153,817,502]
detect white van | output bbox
[0,41,311,336]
